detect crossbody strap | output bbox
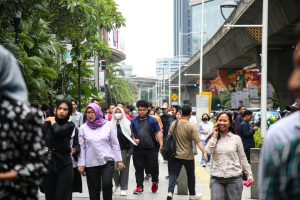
[172,120,179,140]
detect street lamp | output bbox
[178,31,203,105]
[13,11,21,44]
[220,1,238,20]
[219,0,269,136]
[77,55,82,111]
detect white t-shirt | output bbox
[198,121,214,140]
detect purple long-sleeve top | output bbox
[77,121,122,167]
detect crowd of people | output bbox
[11,96,257,200]
[2,32,300,200]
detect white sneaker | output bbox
[189,194,202,200]
[120,190,127,196]
[202,163,206,167]
[167,192,173,200]
[207,162,211,166]
[113,185,119,193]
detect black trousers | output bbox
[44,164,73,200]
[133,148,158,186]
[145,147,159,176]
[168,158,196,195]
[85,161,114,200]
[245,148,251,163]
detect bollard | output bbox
[250,148,260,199]
[177,166,188,195]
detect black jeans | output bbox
[168,157,196,195]
[44,164,73,200]
[133,148,158,186]
[85,161,115,200]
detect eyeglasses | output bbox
[86,111,95,115]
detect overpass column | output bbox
[267,48,294,109]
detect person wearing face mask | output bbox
[77,103,124,200]
[205,112,253,200]
[198,113,214,167]
[111,107,137,196]
[41,99,76,200]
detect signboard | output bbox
[200,92,212,114]
[98,70,105,88]
[196,95,210,124]
[171,93,178,101]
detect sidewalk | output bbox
[39,154,253,200]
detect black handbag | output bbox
[162,120,179,160]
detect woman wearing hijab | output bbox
[42,99,75,200]
[0,45,48,199]
[78,103,124,200]
[111,107,136,196]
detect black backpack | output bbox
[162,120,179,160]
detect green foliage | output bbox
[0,0,126,105]
[219,90,231,109]
[254,129,264,148]
[106,62,136,104]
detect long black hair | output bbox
[216,111,236,134]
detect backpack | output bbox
[162,120,179,160]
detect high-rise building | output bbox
[190,0,240,55]
[174,0,192,58]
[156,57,189,77]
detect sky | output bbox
[115,0,174,77]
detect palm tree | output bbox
[106,62,136,104]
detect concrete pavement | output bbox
[39,154,253,200]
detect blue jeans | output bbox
[201,140,210,164]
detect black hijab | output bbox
[55,99,72,125]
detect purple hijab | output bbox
[85,103,106,129]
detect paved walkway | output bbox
[39,154,254,200]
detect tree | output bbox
[106,62,136,104]
[0,0,126,105]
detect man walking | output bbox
[239,110,258,162]
[167,104,208,200]
[131,100,163,194]
[71,100,83,127]
[235,105,246,135]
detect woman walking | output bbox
[42,99,75,200]
[206,112,254,200]
[198,113,214,167]
[111,107,136,196]
[78,103,124,200]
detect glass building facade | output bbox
[156,57,190,77]
[191,0,240,55]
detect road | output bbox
[39,153,253,200]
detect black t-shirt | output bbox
[139,119,154,149]
[117,124,131,150]
[161,114,174,137]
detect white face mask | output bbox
[114,113,123,120]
